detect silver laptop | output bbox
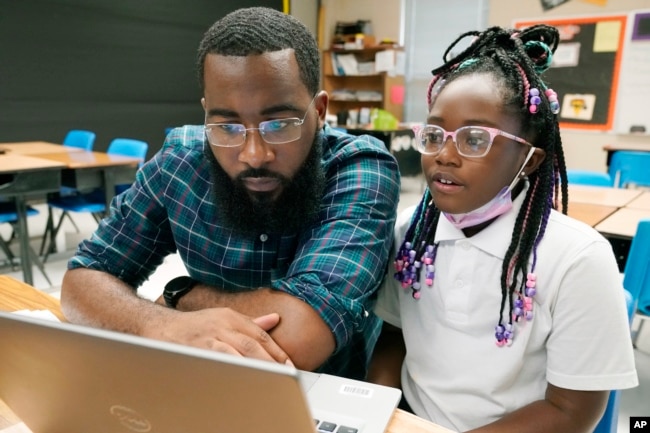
[0,311,401,433]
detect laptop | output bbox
[0,311,401,433]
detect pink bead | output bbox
[401,282,409,289]
[496,340,505,347]
[526,280,536,288]
[425,278,433,285]
[424,258,432,265]
[527,273,536,281]
[529,105,537,114]
[413,291,421,300]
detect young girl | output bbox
[369,25,638,433]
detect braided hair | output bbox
[396,25,569,345]
[196,7,320,96]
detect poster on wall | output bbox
[540,0,571,11]
[514,14,627,131]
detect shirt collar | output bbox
[435,183,529,259]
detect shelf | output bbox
[322,47,405,122]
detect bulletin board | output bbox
[514,15,627,131]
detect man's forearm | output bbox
[177,284,336,370]
[61,268,173,336]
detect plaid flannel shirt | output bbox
[69,124,400,379]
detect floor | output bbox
[1,176,648,432]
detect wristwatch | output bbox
[163,276,197,309]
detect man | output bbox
[60,7,400,380]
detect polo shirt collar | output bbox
[434,183,529,260]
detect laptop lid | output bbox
[0,311,400,433]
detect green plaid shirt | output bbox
[69,124,400,379]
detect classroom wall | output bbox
[489,0,650,172]
[320,0,650,172]
[319,0,403,49]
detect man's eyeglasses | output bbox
[412,124,533,158]
[205,97,316,148]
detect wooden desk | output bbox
[0,155,65,285]
[568,185,643,207]
[0,141,82,155]
[37,151,140,213]
[0,275,453,433]
[1,141,141,212]
[595,207,650,238]
[567,202,618,227]
[626,191,650,211]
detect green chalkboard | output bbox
[0,0,286,156]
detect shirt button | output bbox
[260,234,268,242]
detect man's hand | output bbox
[143,307,293,365]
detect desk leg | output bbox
[102,169,116,218]
[13,197,34,285]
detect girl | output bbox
[369,25,638,433]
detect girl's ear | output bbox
[523,147,546,176]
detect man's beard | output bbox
[206,131,326,234]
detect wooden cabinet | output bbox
[322,47,404,123]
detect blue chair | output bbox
[592,288,635,433]
[567,169,612,187]
[41,138,148,261]
[593,219,650,433]
[62,129,96,151]
[0,201,52,285]
[608,151,650,188]
[39,130,97,256]
[624,219,650,347]
[57,130,98,220]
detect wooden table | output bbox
[0,141,83,155]
[0,275,453,433]
[0,142,141,283]
[595,207,650,238]
[626,192,650,211]
[567,202,618,227]
[568,184,643,208]
[0,154,65,285]
[37,150,140,211]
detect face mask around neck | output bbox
[442,147,535,230]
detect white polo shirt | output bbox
[375,192,638,432]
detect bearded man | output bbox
[61,6,400,380]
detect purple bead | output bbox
[526,287,537,297]
[530,88,540,96]
[530,95,542,104]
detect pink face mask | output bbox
[442,147,535,230]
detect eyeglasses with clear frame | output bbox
[412,124,534,158]
[204,96,316,148]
